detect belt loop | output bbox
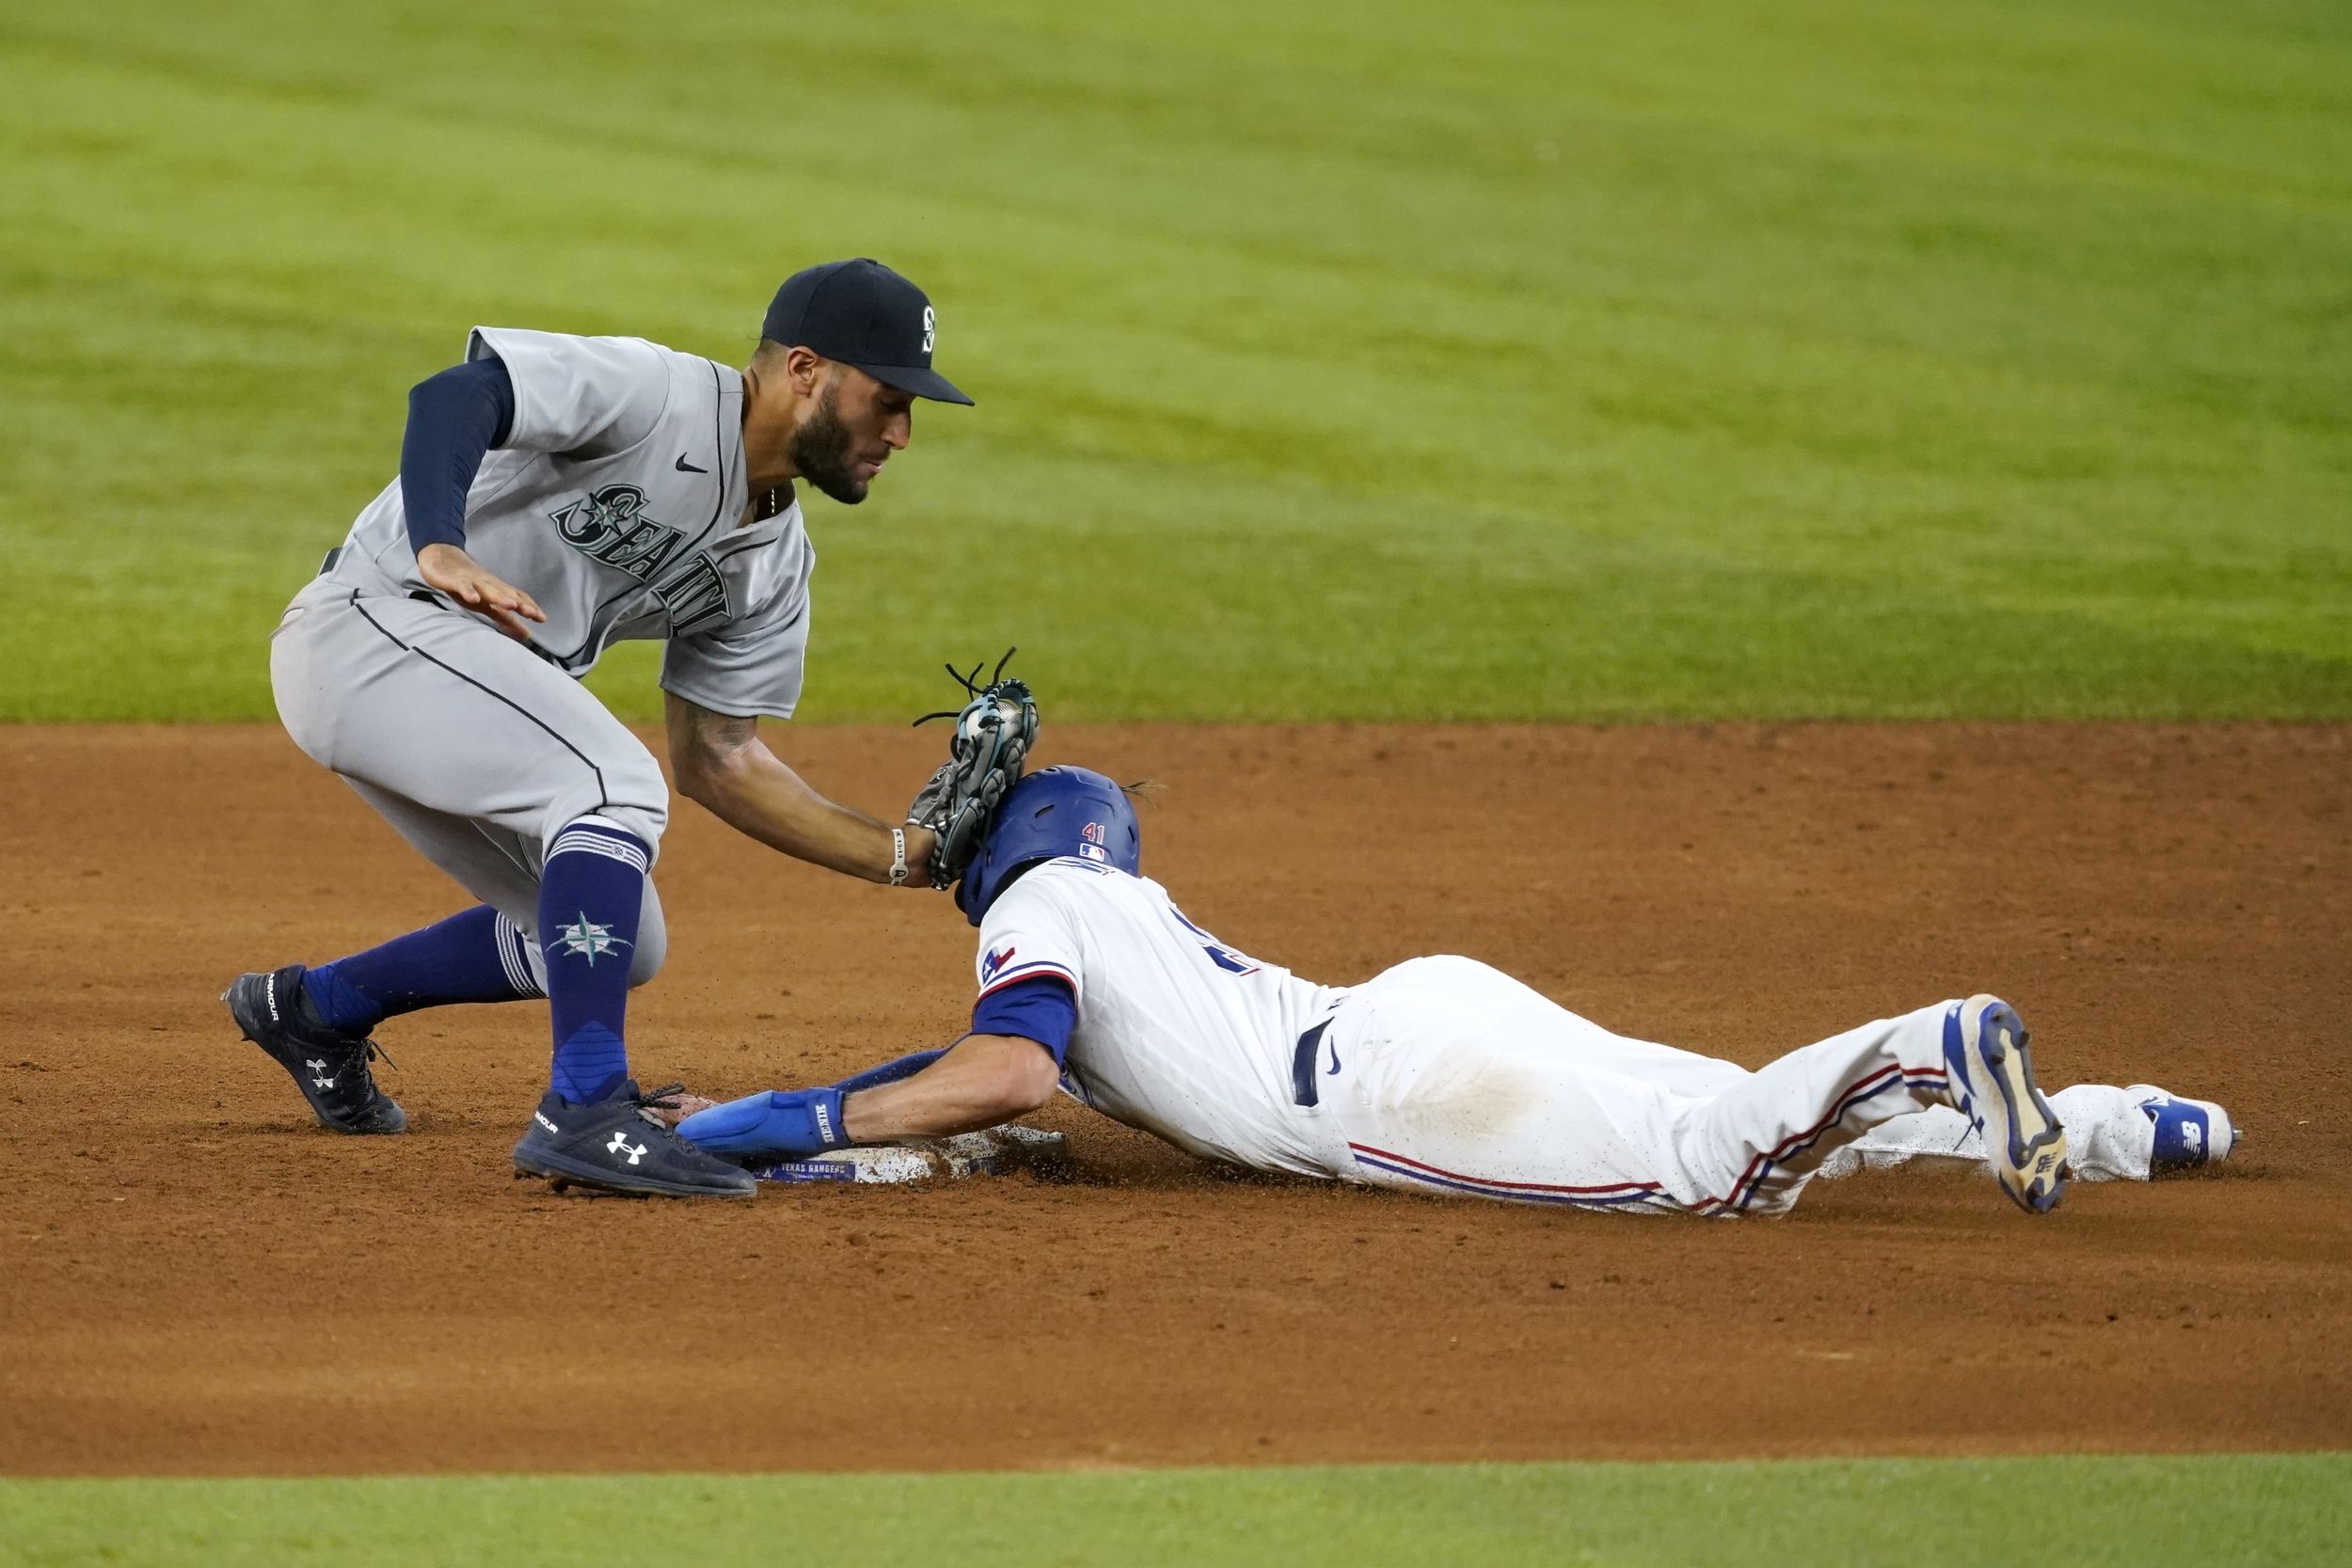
[318,545,342,577]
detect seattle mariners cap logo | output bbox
[763,259,974,405]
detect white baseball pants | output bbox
[1320,956,1965,1216]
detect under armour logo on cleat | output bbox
[305,1059,326,1072]
[312,1075,337,1090]
[607,1132,647,1165]
[535,1111,560,1134]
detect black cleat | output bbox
[224,964,407,1134]
[513,1081,757,1199]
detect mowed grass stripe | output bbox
[0,1,2345,721]
[3,1455,2347,1567]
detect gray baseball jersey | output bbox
[272,327,818,958]
[325,327,815,719]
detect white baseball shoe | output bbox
[2125,1086,2240,1175]
[1943,995,2070,1214]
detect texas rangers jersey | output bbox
[974,859,1349,1176]
[324,328,815,718]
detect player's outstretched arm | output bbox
[673,1035,1057,1160]
[843,1034,1059,1140]
[666,693,938,883]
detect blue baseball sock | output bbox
[303,905,544,1035]
[539,818,649,1105]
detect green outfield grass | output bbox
[1,1,2345,722]
[3,1454,2346,1568]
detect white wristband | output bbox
[888,826,910,886]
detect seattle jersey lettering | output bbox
[548,483,731,634]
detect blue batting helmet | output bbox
[955,766,1140,925]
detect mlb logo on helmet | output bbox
[1077,821,1109,863]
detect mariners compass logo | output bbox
[551,911,632,966]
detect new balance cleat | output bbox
[2128,1087,2239,1175]
[513,1081,757,1199]
[1943,995,2068,1214]
[224,964,406,1134]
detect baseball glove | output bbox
[905,648,1039,889]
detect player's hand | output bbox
[417,543,548,642]
[644,1091,719,1130]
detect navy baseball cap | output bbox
[762,259,974,405]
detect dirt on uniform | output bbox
[2,721,2346,1476]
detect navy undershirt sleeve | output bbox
[970,975,1078,1067]
[830,1049,946,1095]
[399,356,516,557]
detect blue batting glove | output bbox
[675,1087,849,1160]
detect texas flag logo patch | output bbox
[980,944,1017,983]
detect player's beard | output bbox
[788,381,869,505]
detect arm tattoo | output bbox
[697,708,759,752]
[669,696,760,771]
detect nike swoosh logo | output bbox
[675,454,707,473]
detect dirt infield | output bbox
[2,722,2346,1476]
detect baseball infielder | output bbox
[230,259,984,1199]
[677,768,2240,1212]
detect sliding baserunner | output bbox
[229,260,1010,1199]
[675,768,2240,1213]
